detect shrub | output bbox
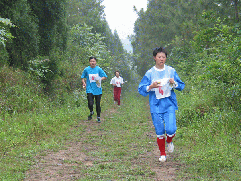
[28,56,58,92]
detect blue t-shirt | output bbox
[138,65,185,113]
[81,66,107,95]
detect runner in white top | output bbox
[110,71,124,105]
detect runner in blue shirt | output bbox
[138,47,185,162]
[81,57,107,123]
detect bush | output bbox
[0,66,43,115]
[28,56,58,92]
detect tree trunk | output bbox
[234,0,239,22]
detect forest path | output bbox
[24,106,181,180]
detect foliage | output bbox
[28,56,58,91]
[169,7,241,179]
[0,17,15,47]
[171,13,241,110]
[132,0,240,76]
[54,23,111,96]
[1,0,240,180]
[0,0,40,69]
[67,0,105,31]
[0,66,43,115]
[0,92,154,180]
[0,0,67,69]
[194,20,240,109]
[67,24,110,65]
[0,17,15,66]
[27,0,67,55]
[176,89,240,180]
[132,1,241,179]
[65,0,130,89]
[0,0,128,93]
[66,0,125,57]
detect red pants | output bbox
[113,87,121,105]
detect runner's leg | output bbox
[87,93,94,113]
[113,86,118,102]
[95,94,102,118]
[164,111,176,139]
[117,87,121,105]
[151,113,166,156]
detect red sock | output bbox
[157,137,166,156]
[166,134,175,143]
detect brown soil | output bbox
[24,107,180,181]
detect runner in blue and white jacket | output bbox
[138,47,185,162]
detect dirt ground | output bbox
[24,107,181,181]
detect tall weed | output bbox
[0,66,43,115]
[176,83,241,180]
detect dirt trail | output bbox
[24,107,180,180]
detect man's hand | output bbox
[82,78,86,89]
[169,78,174,84]
[101,77,107,81]
[149,81,160,90]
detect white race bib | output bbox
[89,74,98,83]
[154,78,172,99]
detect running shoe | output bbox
[159,155,166,162]
[88,111,94,120]
[167,142,174,153]
[97,117,101,123]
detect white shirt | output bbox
[110,76,123,87]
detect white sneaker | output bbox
[159,155,166,162]
[167,142,174,153]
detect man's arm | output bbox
[82,78,86,88]
[101,77,107,81]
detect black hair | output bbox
[89,57,97,61]
[153,47,168,57]
[114,70,120,76]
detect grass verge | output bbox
[0,90,157,180]
[1,87,240,180]
[175,91,241,180]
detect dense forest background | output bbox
[0,0,131,93]
[132,0,240,110]
[0,0,240,180]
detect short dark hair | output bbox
[153,47,168,57]
[115,70,120,76]
[89,57,97,61]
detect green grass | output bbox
[1,77,240,180]
[175,90,241,180]
[0,90,157,180]
[0,106,87,180]
[59,91,157,180]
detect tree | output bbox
[0,17,15,66]
[0,0,67,69]
[132,0,240,76]
[0,0,40,69]
[27,0,67,56]
[0,18,14,47]
[66,0,125,57]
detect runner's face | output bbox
[154,52,166,68]
[89,59,96,68]
[115,72,119,77]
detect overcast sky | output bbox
[101,0,148,52]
